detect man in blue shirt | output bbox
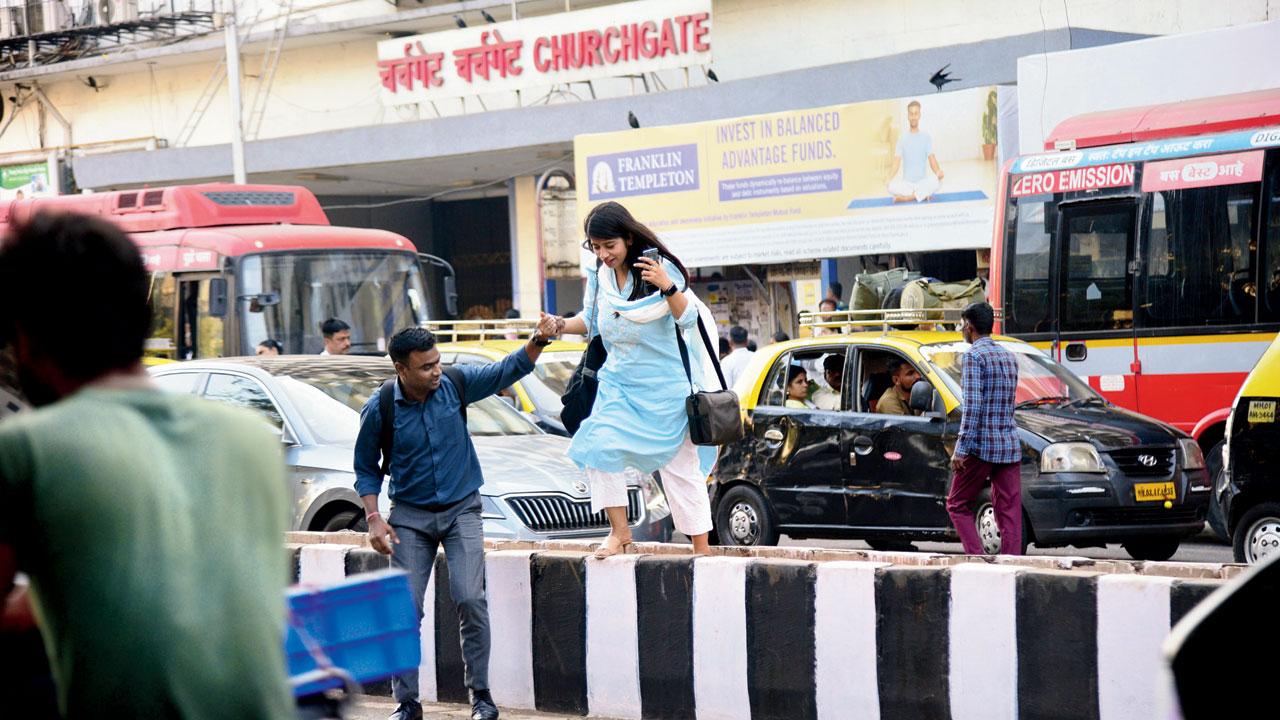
[355,320,557,720]
[946,302,1024,555]
[887,99,945,202]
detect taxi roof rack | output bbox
[422,319,542,342]
[798,307,1002,334]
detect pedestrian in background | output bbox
[772,330,791,343]
[946,302,1023,555]
[256,338,283,356]
[355,319,557,720]
[320,317,351,355]
[552,201,720,557]
[826,281,847,310]
[721,325,754,390]
[0,212,294,717]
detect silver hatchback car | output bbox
[148,356,673,542]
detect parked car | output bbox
[435,337,584,436]
[712,328,1211,560]
[148,356,673,541]
[1219,335,1280,563]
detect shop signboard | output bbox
[0,161,54,200]
[377,0,711,105]
[574,86,1006,267]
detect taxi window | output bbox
[856,348,925,415]
[759,352,792,407]
[759,348,846,410]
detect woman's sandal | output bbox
[592,538,635,559]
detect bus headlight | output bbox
[1178,438,1205,470]
[1040,442,1106,473]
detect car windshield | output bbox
[271,363,541,445]
[523,351,579,416]
[238,251,432,356]
[919,340,1104,408]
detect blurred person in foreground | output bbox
[0,213,293,718]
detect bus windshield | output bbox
[238,251,430,355]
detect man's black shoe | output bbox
[470,689,500,720]
[388,700,423,720]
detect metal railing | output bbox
[422,319,542,343]
[798,307,1005,334]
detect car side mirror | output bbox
[910,380,939,415]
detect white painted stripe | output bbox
[486,550,537,710]
[1096,574,1173,720]
[949,564,1020,720]
[418,568,437,702]
[693,556,752,720]
[585,554,643,720]
[298,544,347,584]
[814,561,887,720]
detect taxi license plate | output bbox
[1134,482,1176,502]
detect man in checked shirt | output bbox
[946,302,1025,555]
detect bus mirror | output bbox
[444,275,459,318]
[208,278,228,318]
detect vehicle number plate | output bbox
[1134,482,1176,502]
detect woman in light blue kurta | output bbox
[554,202,719,557]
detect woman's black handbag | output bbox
[560,278,605,436]
[560,335,606,435]
[676,316,744,446]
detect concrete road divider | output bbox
[285,536,1229,720]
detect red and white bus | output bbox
[991,88,1280,459]
[0,183,452,358]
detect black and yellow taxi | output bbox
[711,310,1211,560]
[1219,335,1280,563]
[428,320,585,436]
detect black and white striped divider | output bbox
[288,543,1224,720]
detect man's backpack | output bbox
[377,366,467,478]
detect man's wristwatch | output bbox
[532,334,553,347]
[661,282,679,297]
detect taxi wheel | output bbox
[973,502,1031,555]
[1233,502,1280,564]
[715,485,778,547]
[1205,440,1229,543]
[1123,537,1181,562]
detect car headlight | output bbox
[640,471,668,511]
[481,495,506,520]
[1040,442,1106,473]
[1178,438,1205,470]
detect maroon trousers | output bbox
[946,457,1023,555]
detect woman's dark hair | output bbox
[258,339,284,353]
[787,364,807,384]
[583,201,690,301]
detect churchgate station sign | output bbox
[376,0,712,105]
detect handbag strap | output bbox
[675,313,730,393]
[590,267,602,340]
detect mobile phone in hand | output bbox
[640,247,662,295]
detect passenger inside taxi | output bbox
[878,356,922,416]
[785,365,814,409]
[811,354,844,410]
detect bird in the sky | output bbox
[706,68,719,82]
[929,64,959,92]
[453,15,467,28]
[627,111,640,129]
[480,9,496,23]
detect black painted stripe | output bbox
[345,548,391,577]
[531,552,587,715]
[875,567,950,720]
[1016,571,1099,720]
[635,555,695,720]
[746,561,817,720]
[433,552,468,704]
[1170,580,1220,628]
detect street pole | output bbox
[224,10,247,185]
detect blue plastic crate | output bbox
[285,568,421,697]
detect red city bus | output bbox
[0,183,454,358]
[991,88,1280,462]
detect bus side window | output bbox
[1142,183,1259,327]
[1060,203,1135,332]
[1261,159,1280,322]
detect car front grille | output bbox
[1108,448,1176,477]
[506,489,642,533]
[1074,506,1203,527]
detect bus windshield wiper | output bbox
[1016,395,1072,409]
